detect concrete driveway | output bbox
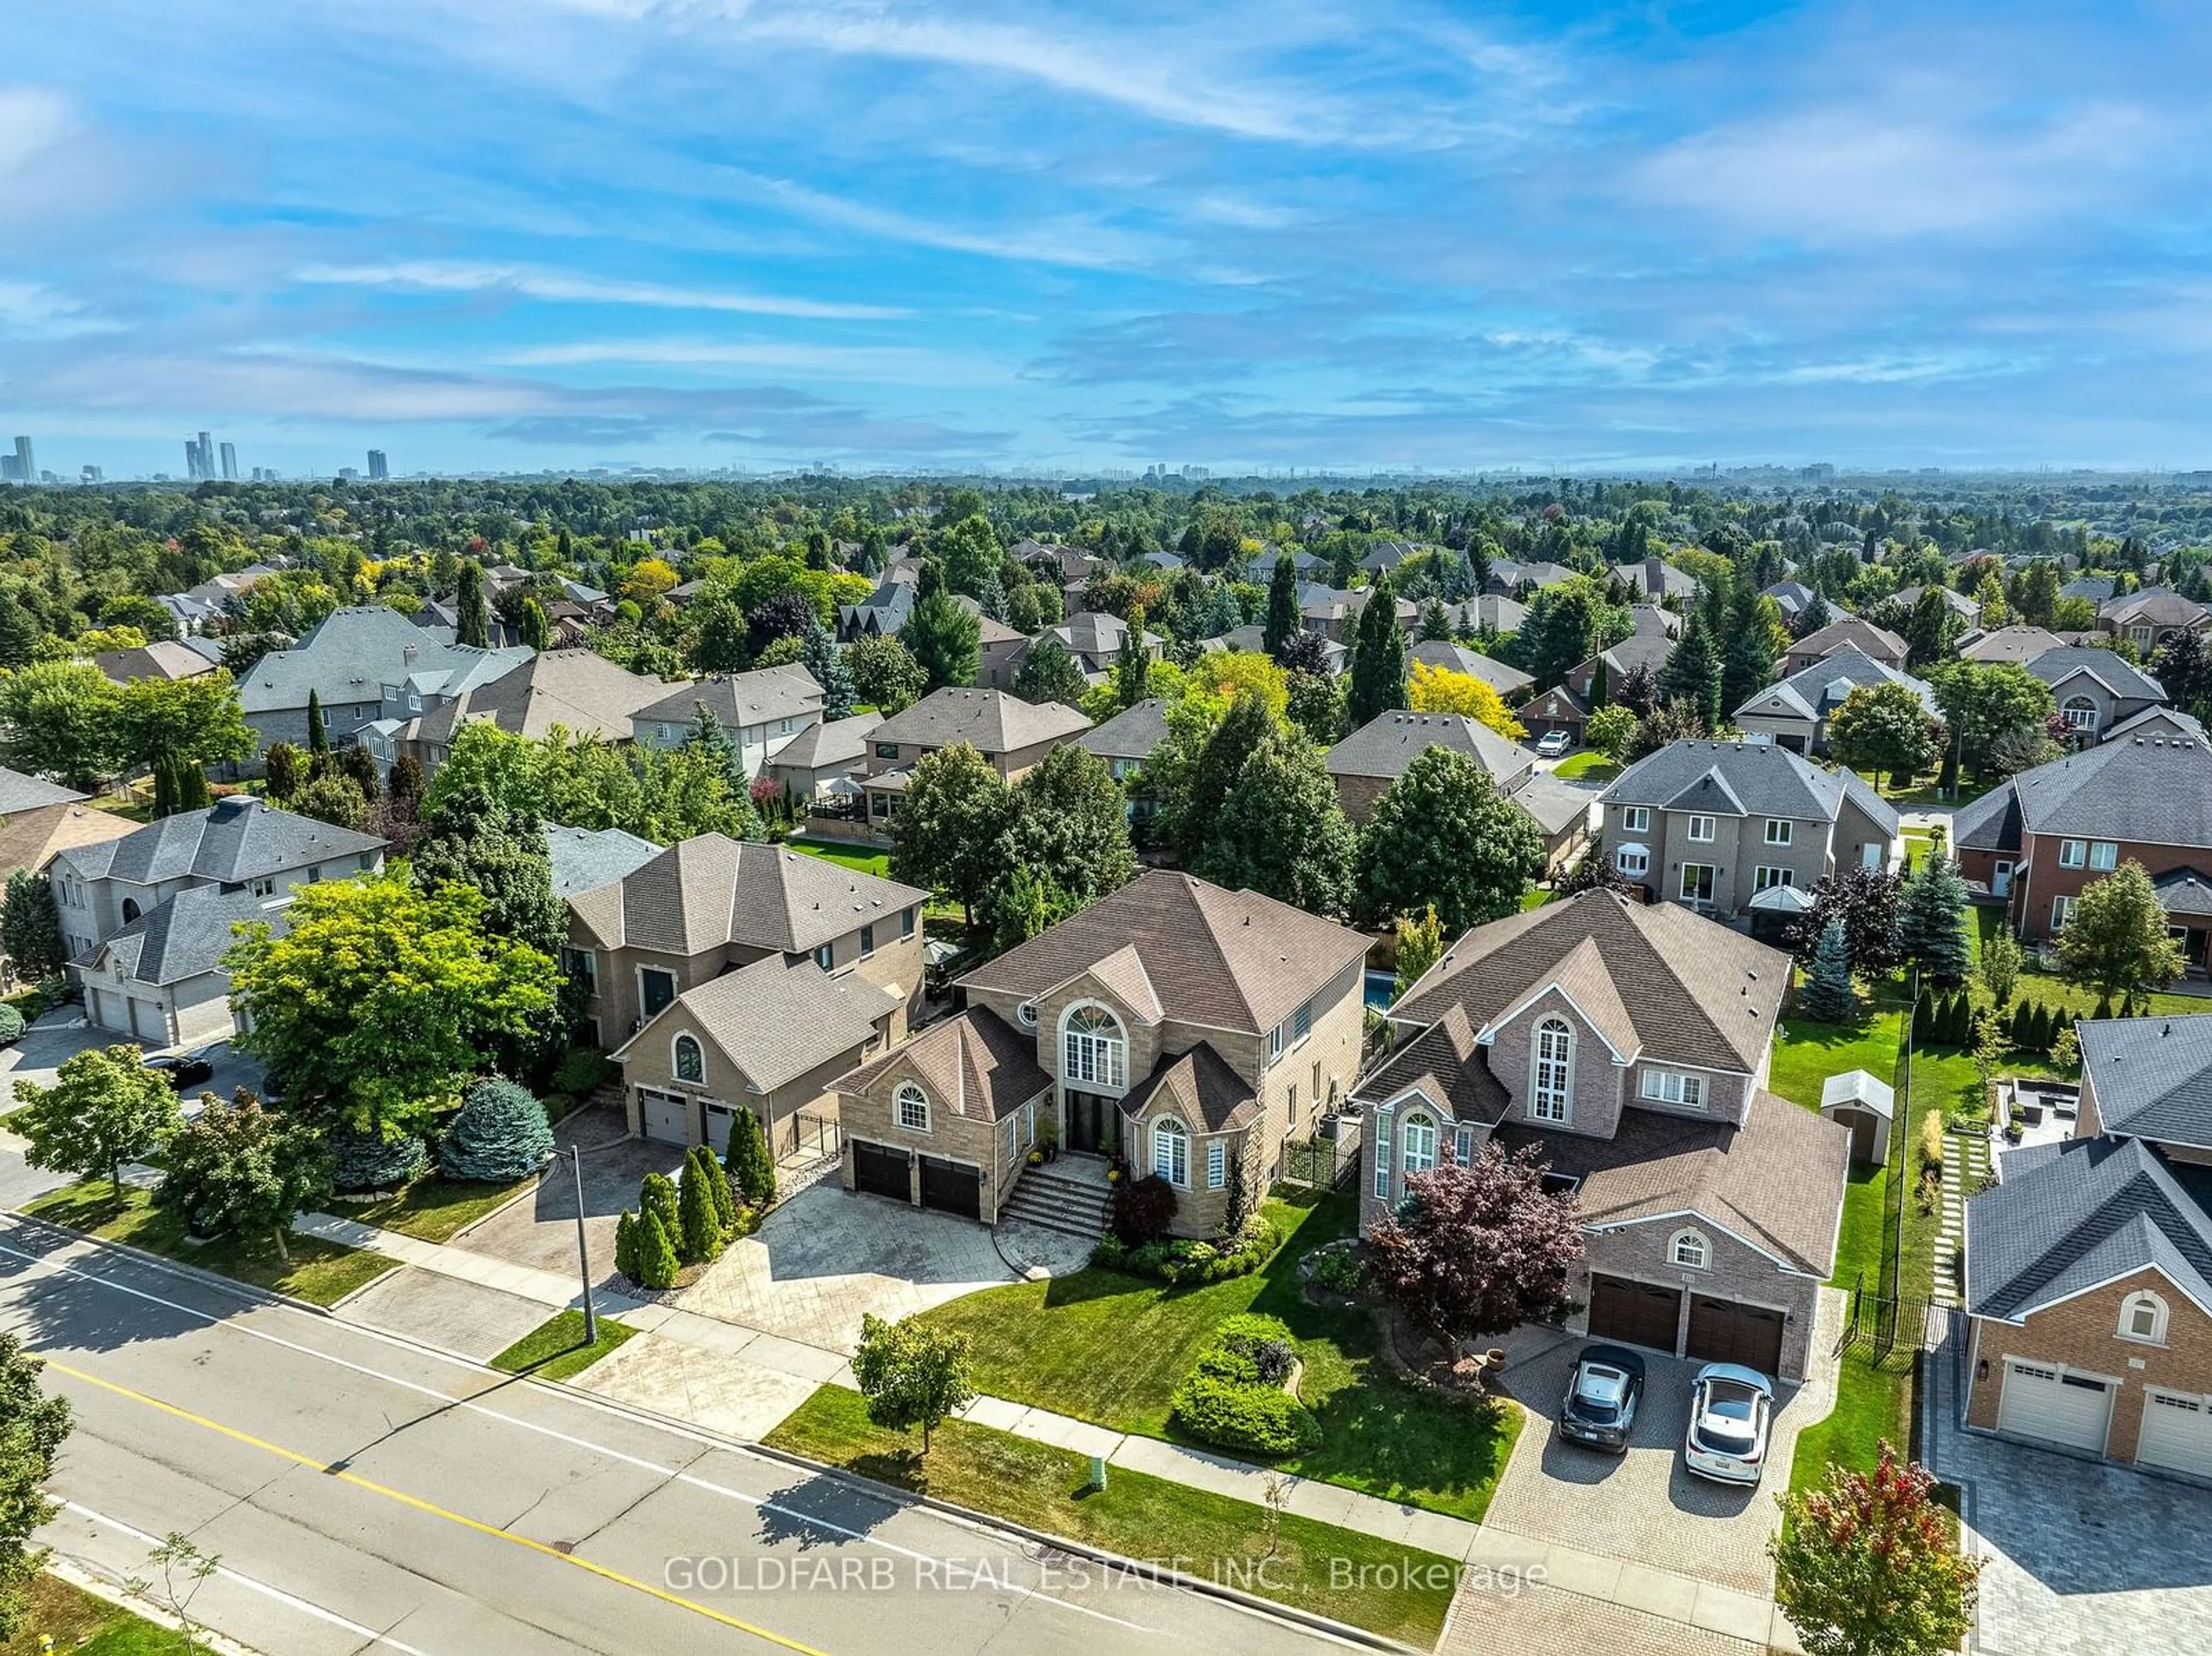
[1484,1291,1843,1600]
[678,1179,1090,1354]
[448,1105,681,1291]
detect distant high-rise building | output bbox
[184,438,203,481]
[367,448,389,481]
[190,431,214,482]
[10,437,32,484]
[338,467,359,482]
[0,456,18,483]
[219,441,237,481]
[80,465,104,484]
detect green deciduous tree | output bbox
[846,634,927,715]
[225,876,559,1140]
[2056,860,2186,1006]
[986,744,1137,949]
[852,1312,976,1456]
[1192,723,1356,916]
[1153,689,1274,865]
[290,771,369,831]
[1584,703,1638,763]
[11,1044,182,1196]
[1826,682,1942,790]
[1980,924,2022,1008]
[411,784,566,959]
[1355,746,1544,933]
[1393,905,1445,1001]
[0,661,122,787]
[1771,1443,1982,1656]
[262,741,302,803]
[889,742,1011,927]
[0,1332,70,1640]
[156,1094,333,1259]
[117,670,254,779]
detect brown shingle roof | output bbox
[1354,1005,1509,1125]
[869,687,1089,755]
[1118,1044,1258,1133]
[1495,1090,1848,1276]
[956,869,1370,1036]
[417,648,671,745]
[634,662,824,730]
[1393,889,1786,1075]
[567,835,927,956]
[618,955,893,1090]
[836,1007,1048,1122]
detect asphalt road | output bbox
[0,1217,1370,1656]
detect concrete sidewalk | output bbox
[296,1208,1795,1648]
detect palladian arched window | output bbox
[1401,1112,1437,1175]
[1062,1004,1126,1089]
[1531,1018,1572,1122]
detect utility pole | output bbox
[570,1146,596,1346]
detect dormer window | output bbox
[2119,1290,2168,1345]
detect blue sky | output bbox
[3,1,2207,478]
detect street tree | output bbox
[2056,860,2186,1006]
[1365,1142,1585,1350]
[156,1094,333,1259]
[1355,747,1544,934]
[11,1044,182,1197]
[852,1313,976,1456]
[0,1333,70,1639]
[1771,1444,1982,1656]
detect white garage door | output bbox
[2138,1390,2212,1479]
[1998,1361,2113,1454]
[638,1088,691,1145]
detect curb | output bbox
[3,1208,339,1318]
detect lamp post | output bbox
[570,1146,596,1346]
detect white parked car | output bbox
[1535,730,1573,759]
[1683,1363,1774,1485]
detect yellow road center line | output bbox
[41,1355,833,1656]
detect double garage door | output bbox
[849,1141,982,1220]
[1587,1276,1786,1375]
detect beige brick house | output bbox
[858,688,1090,833]
[1355,891,1849,1380]
[563,835,928,1054]
[948,870,1371,1239]
[1963,1017,2212,1477]
[1323,711,1534,825]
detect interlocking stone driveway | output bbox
[1924,1322,2212,1655]
[677,1181,1091,1353]
[1483,1289,1844,1598]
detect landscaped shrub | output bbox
[438,1077,556,1182]
[1094,1214,1281,1283]
[723,1107,777,1207]
[1310,1247,1364,1296]
[1111,1173,1178,1245]
[1169,1313,1321,1458]
[0,1002,23,1045]
[640,1170,680,1243]
[677,1155,722,1263]
[551,1047,619,1098]
[634,1209,680,1290]
[690,1143,737,1231]
[614,1209,640,1281]
[332,1127,428,1193]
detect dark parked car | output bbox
[1558,1342,1646,1452]
[143,1046,217,1090]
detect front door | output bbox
[1063,1092,1119,1155]
[1993,861,2014,897]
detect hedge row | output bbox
[1092,1213,1282,1284]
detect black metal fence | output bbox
[1844,1271,1936,1363]
[1281,1130,1359,1191]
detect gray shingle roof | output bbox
[238,606,528,715]
[768,713,882,772]
[567,834,927,956]
[0,767,86,815]
[633,663,824,730]
[1967,1134,2212,1320]
[868,687,1089,755]
[2027,646,2164,703]
[1077,698,1170,764]
[957,869,1370,1036]
[2078,1016,2212,1148]
[1392,888,1788,1075]
[621,954,893,1090]
[1957,625,2066,665]
[543,824,662,900]
[416,649,671,745]
[1600,739,1900,835]
[1410,640,1533,695]
[1790,616,1906,661]
[1326,710,1531,787]
[1510,773,1601,838]
[1734,646,1936,724]
[57,798,383,885]
[88,885,293,984]
[1955,729,2212,851]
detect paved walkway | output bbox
[1933,1127,1990,1310]
[298,1209,1809,1648]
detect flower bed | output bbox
[1168,1313,1322,1457]
[1091,1212,1282,1284]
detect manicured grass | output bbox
[766,1385,1459,1647]
[916,1191,1520,1521]
[1789,1350,1915,1496]
[1767,1011,1904,1113]
[352,1174,537,1244]
[21,1180,400,1306]
[490,1309,639,1381]
[1551,752,1618,781]
[785,837,891,877]
[6,1575,172,1655]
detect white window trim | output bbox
[1679,862,1715,903]
[2119,1289,2169,1346]
[1373,1107,1393,1199]
[895,1082,930,1134]
[1621,805,1650,833]
[2058,839,2086,869]
[672,1033,705,1085]
[1401,1112,1438,1176]
[2089,841,2119,871]
[1669,1227,1712,1270]
[1530,1018,1573,1124]
[1764,818,1793,846]
[1616,847,1650,877]
[1640,1069,1706,1109]
[1152,1115,1190,1188]
[1686,814,1715,843]
[1207,1140,1227,1191]
[1753,865,1794,892]
[2053,894,2078,931]
[1061,1001,1128,1091]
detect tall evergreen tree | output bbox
[798,619,856,719]
[1348,571,1408,729]
[455,560,490,649]
[1113,605,1151,710]
[305,688,329,756]
[1263,554,1299,657]
[1719,579,1777,717]
[1800,917,1859,1024]
[1897,855,1972,987]
[1660,613,1722,730]
[903,560,981,693]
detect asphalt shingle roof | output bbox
[1118,1043,1259,1133]
[868,687,1089,755]
[239,606,527,715]
[1734,646,1936,724]
[836,1005,1048,1123]
[415,649,672,745]
[2078,1016,2212,1148]
[1409,641,1533,695]
[622,955,893,1090]
[768,713,882,771]
[89,885,293,984]
[1790,616,1906,661]
[957,869,1371,1037]
[567,835,927,956]
[633,663,824,731]
[0,767,86,815]
[1600,739,1900,835]
[1325,711,1531,787]
[1077,698,1170,764]
[58,798,383,885]
[1953,729,2212,851]
[543,824,662,900]
[1957,625,2066,665]
[2027,646,2165,703]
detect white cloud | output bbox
[494,335,1011,384]
[0,280,119,339]
[290,260,909,320]
[0,86,75,177]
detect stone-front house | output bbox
[629,664,825,779]
[1781,615,1908,677]
[1355,891,1848,1380]
[2026,647,2165,745]
[1324,711,1535,825]
[950,870,1372,1238]
[1596,740,1900,924]
[834,1006,1053,1223]
[1963,1016,2212,1477]
[1732,646,1937,757]
[51,798,385,964]
[858,689,1090,833]
[1952,729,2212,955]
[613,954,897,1158]
[563,835,929,1052]
[2098,588,2212,652]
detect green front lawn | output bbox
[351,1174,538,1244]
[491,1309,638,1381]
[766,1385,1458,1647]
[916,1191,1520,1521]
[22,1180,400,1306]
[7,1576,172,1655]
[1551,752,1618,781]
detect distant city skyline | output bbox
[3,2,2207,476]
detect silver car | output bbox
[1683,1363,1774,1485]
[1559,1343,1645,1453]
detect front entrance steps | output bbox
[1001,1157,1113,1240]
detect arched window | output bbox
[2063,696,2099,733]
[2119,1289,2169,1344]
[1062,1004,1126,1089]
[120,897,142,925]
[1401,1112,1437,1175]
[1669,1228,1711,1270]
[895,1082,930,1133]
[1152,1115,1189,1187]
[672,1033,704,1083]
[1531,1018,1572,1122]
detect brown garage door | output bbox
[1588,1275,1681,1352]
[1685,1295,1786,1373]
[851,1140,910,1202]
